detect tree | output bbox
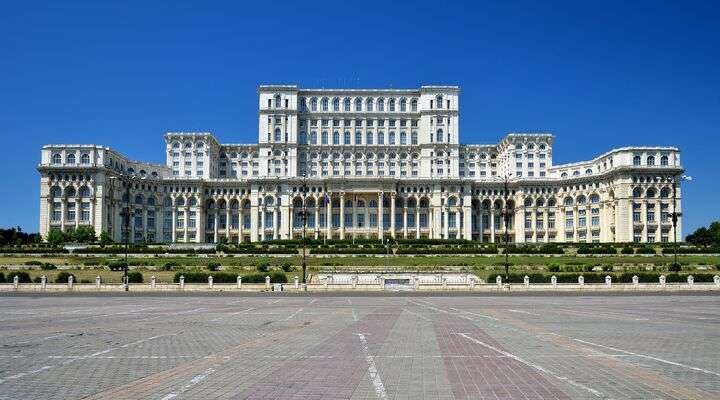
[99,231,113,246]
[72,226,96,243]
[46,229,67,246]
[686,221,720,246]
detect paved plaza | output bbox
[0,293,719,399]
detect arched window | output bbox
[378,98,385,111]
[577,195,587,205]
[448,197,457,207]
[366,98,373,111]
[321,131,328,145]
[147,197,156,206]
[378,132,385,145]
[321,98,329,111]
[265,196,275,206]
[355,98,362,111]
[660,155,669,166]
[633,155,641,166]
[172,141,181,149]
[389,98,396,112]
[436,129,444,142]
[300,98,307,111]
[188,197,197,206]
[310,131,318,144]
[436,95,443,109]
[660,187,671,198]
[411,131,418,145]
[50,186,62,198]
[585,168,592,175]
[332,97,340,111]
[274,94,281,108]
[647,156,655,166]
[344,131,351,144]
[274,128,282,142]
[389,131,396,145]
[80,154,90,164]
[564,197,574,206]
[366,132,373,145]
[299,131,307,144]
[134,194,144,204]
[561,172,568,178]
[411,99,417,112]
[400,98,407,112]
[79,186,91,197]
[163,197,172,207]
[310,98,318,111]
[590,194,600,204]
[66,153,76,164]
[65,186,76,197]
[646,188,656,198]
[633,187,642,198]
[332,131,339,145]
[400,131,407,145]
[344,98,351,111]
[52,153,62,164]
[355,132,362,145]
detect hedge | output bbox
[172,271,287,284]
[312,248,387,255]
[55,272,78,283]
[576,245,617,255]
[503,244,564,255]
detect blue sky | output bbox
[1,0,718,235]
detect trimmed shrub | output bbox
[0,271,5,283]
[620,246,635,254]
[207,262,221,272]
[163,262,179,271]
[108,261,128,271]
[256,263,269,273]
[40,263,57,270]
[55,272,77,283]
[127,271,143,283]
[24,260,43,266]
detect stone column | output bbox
[213,211,218,243]
[74,200,80,229]
[260,208,266,241]
[490,211,496,243]
[326,194,331,240]
[314,199,320,240]
[225,205,231,239]
[171,205,177,242]
[60,199,66,232]
[443,207,449,239]
[238,208,244,243]
[415,206,420,239]
[183,207,189,243]
[403,204,408,239]
[478,210,484,243]
[377,192,383,239]
[273,210,279,240]
[390,193,396,238]
[340,192,345,240]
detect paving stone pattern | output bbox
[0,294,719,399]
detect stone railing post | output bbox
[179,275,185,290]
[714,275,720,287]
[442,277,447,289]
[496,275,502,288]
[687,275,694,286]
[352,275,358,289]
[13,275,19,289]
[378,275,384,290]
[208,275,214,289]
[265,276,271,290]
[294,276,299,289]
[95,275,101,289]
[150,276,156,289]
[578,275,585,286]
[551,275,557,288]
[68,275,74,289]
[41,275,47,290]
[469,277,475,289]
[659,274,666,287]
[632,275,639,287]
[237,275,242,289]
[523,275,530,288]
[605,275,612,288]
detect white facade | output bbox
[38,85,684,244]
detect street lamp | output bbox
[299,173,309,288]
[499,175,512,283]
[110,175,133,291]
[670,174,692,272]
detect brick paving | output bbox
[0,294,718,399]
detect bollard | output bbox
[469,277,475,289]
[379,275,384,290]
[41,275,47,290]
[442,277,447,288]
[95,276,101,289]
[496,275,502,288]
[265,276,271,290]
[237,275,242,289]
[659,275,666,287]
[414,276,420,290]
[714,275,720,287]
[605,275,612,287]
[294,276,299,289]
[151,276,156,289]
[208,275,214,289]
[352,275,358,289]
[632,275,639,287]
[68,275,74,289]
[523,275,530,288]
[687,275,694,286]
[179,275,185,290]
[578,275,585,286]
[13,275,19,289]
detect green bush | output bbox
[207,262,221,271]
[281,262,294,272]
[24,260,43,266]
[0,271,5,283]
[108,261,128,271]
[635,246,656,255]
[256,263,269,273]
[127,271,143,283]
[40,263,57,270]
[621,246,634,254]
[55,272,77,283]
[163,262,179,271]
[547,264,560,273]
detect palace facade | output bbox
[38,85,684,244]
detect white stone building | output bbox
[37,85,684,244]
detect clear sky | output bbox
[1,0,718,236]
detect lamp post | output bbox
[670,174,692,272]
[499,175,512,283]
[110,175,132,291]
[299,173,309,288]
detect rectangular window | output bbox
[419,213,428,228]
[67,203,76,221]
[369,214,378,228]
[356,214,365,228]
[80,203,90,221]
